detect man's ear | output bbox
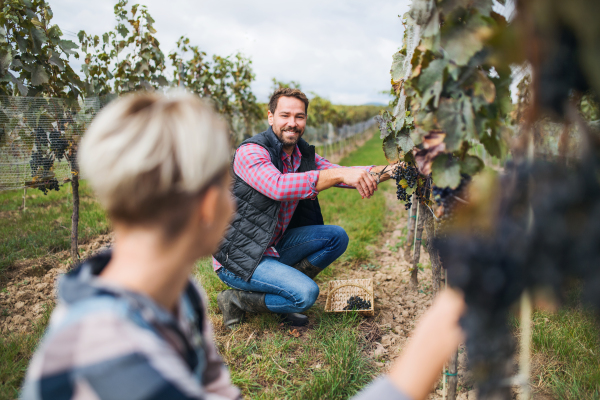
[267,110,274,126]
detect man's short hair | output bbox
[79,91,230,239]
[268,88,309,114]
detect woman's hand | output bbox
[387,289,466,400]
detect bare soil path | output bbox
[0,234,113,334]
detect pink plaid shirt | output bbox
[213,143,373,271]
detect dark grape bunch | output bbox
[435,158,600,399]
[391,164,421,210]
[343,295,372,311]
[30,128,66,195]
[49,131,69,161]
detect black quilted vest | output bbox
[213,127,324,281]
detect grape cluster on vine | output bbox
[391,163,421,210]
[435,159,600,399]
[49,131,69,161]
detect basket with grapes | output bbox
[325,279,374,316]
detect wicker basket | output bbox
[324,279,374,316]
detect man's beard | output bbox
[274,125,304,147]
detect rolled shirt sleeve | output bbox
[233,144,319,201]
[315,153,375,189]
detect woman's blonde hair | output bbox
[79,91,230,237]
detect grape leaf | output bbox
[31,64,49,86]
[431,154,461,188]
[409,0,436,25]
[436,96,475,151]
[391,51,407,84]
[396,132,415,153]
[9,72,28,95]
[30,27,48,53]
[480,130,501,158]
[383,134,400,163]
[0,48,12,72]
[417,59,447,108]
[441,14,489,66]
[49,51,65,71]
[59,39,78,55]
[459,155,484,175]
[375,111,395,139]
[473,70,496,103]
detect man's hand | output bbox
[315,168,379,198]
[370,164,399,183]
[340,168,379,198]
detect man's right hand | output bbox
[316,168,379,198]
[340,168,379,198]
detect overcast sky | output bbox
[49,0,411,105]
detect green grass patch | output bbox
[0,181,110,275]
[0,304,53,399]
[531,307,600,399]
[318,131,392,263]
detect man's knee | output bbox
[331,225,349,253]
[295,282,320,311]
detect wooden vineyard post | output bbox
[422,209,443,296]
[410,202,424,288]
[519,291,532,400]
[22,187,26,212]
[405,193,417,262]
[70,158,80,263]
[447,351,459,400]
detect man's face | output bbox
[267,96,307,147]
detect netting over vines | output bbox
[0,96,113,191]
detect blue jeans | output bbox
[217,225,349,313]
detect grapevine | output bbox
[436,157,600,397]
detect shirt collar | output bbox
[281,145,302,161]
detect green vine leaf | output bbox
[441,14,490,66]
[391,51,407,85]
[480,130,501,158]
[396,132,415,153]
[473,70,496,103]
[431,153,461,188]
[383,134,400,163]
[459,155,484,175]
[31,64,49,86]
[436,95,475,150]
[417,58,447,108]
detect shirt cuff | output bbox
[306,170,320,198]
[350,377,412,400]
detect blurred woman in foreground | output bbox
[20,92,464,400]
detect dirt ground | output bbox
[0,234,113,334]
[2,188,537,399]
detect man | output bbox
[213,88,394,329]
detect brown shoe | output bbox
[217,289,269,329]
[291,258,322,279]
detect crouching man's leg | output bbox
[276,225,349,279]
[216,257,319,329]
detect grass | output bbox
[0,181,110,276]
[531,306,600,399]
[0,305,53,400]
